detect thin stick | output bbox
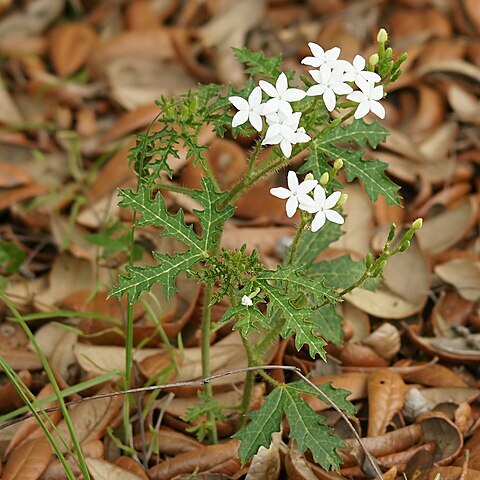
[0,365,383,479]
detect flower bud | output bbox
[369,53,379,66]
[336,193,348,207]
[365,252,374,269]
[304,173,315,181]
[377,28,388,43]
[334,158,343,170]
[398,240,410,252]
[412,218,423,230]
[319,172,329,185]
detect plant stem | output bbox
[286,218,307,266]
[0,355,78,480]
[154,182,195,196]
[200,280,218,444]
[0,291,91,480]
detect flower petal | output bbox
[372,85,384,101]
[308,42,325,59]
[325,209,344,224]
[298,179,318,194]
[309,69,322,83]
[276,73,288,95]
[294,131,311,144]
[354,100,370,119]
[332,83,353,95]
[346,90,365,103]
[287,170,299,191]
[325,47,341,62]
[249,112,263,132]
[313,185,326,206]
[299,196,317,213]
[354,76,369,93]
[278,100,294,116]
[229,96,249,110]
[248,86,263,106]
[282,88,307,102]
[361,71,381,83]
[280,139,293,158]
[262,98,280,115]
[311,211,326,232]
[352,55,365,70]
[306,84,326,97]
[259,80,278,98]
[232,110,249,127]
[262,134,282,146]
[323,88,337,111]
[369,100,385,119]
[325,191,341,209]
[265,123,282,140]
[301,57,321,67]
[270,186,291,199]
[285,195,298,217]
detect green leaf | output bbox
[309,255,380,291]
[0,242,26,275]
[256,278,327,359]
[283,386,345,471]
[111,251,204,302]
[257,266,340,304]
[308,119,400,205]
[291,222,343,266]
[220,304,268,336]
[287,380,356,416]
[111,178,234,302]
[311,304,343,345]
[235,386,285,464]
[232,48,283,80]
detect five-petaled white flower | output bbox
[262,109,310,157]
[259,72,306,115]
[300,185,345,232]
[306,65,353,112]
[229,86,264,131]
[241,295,253,307]
[346,77,385,119]
[343,55,381,84]
[301,43,341,69]
[270,171,318,218]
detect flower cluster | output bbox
[270,171,345,232]
[229,42,386,158]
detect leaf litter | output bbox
[0,0,478,479]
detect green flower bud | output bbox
[371,259,387,277]
[336,193,348,207]
[412,218,423,230]
[387,223,396,243]
[319,172,329,185]
[385,47,393,59]
[369,53,379,66]
[377,28,388,43]
[398,240,410,252]
[334,158,344,170]
[305,173,315,181]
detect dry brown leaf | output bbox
[133,427,201,456]
[85,458,144,480]
[115,457,150,480]
[0,349,42,370]
[362,323,401,360]
[435,258,480,301]
[0,184,49,212]
[367,369,407,437]
[3,436,51,480]
[50,385,122,454]
[284,440,318,480]
[401,363,468,388]
[49,22,97,77]
[0,370,31,412]
[148,440,241,480]
[426,466,480,480]
[246,431,281,480]
[448,84,480,124]
[0,163,31,188]
[418,411,464,464]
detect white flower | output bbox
[229,86,264,131]
[343,55,381,83]
[306,65,353,112]
[259,72,306,115]
[300,185,344,232]
[301,43,342,69]
[262,109,310,157]
[270,171,318,218]
[241,295,253,307]
[346,77,385,119]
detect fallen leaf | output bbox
[367,369,407,437]
[147,440,241,480]
[246,431,281,480]
[3,436,51,480]
[85,458,144,480]
[435,258,480,301]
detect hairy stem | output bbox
[200,280,218,444]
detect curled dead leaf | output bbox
[3,436,51,480]
[362,323,401,360]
